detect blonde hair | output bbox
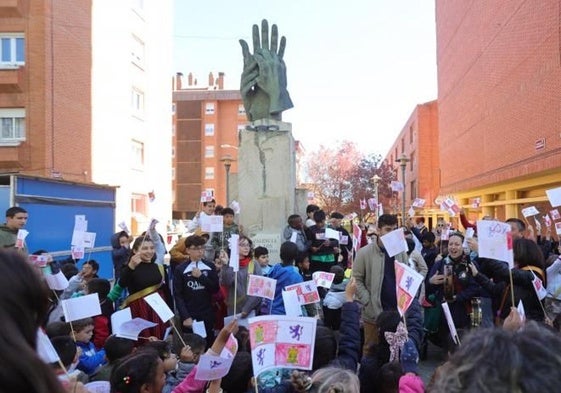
[291,368,360,393]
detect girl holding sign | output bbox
[120,236,171,340]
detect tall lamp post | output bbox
[220,154,235,206]
[371,174,381,219]
[395,153,410,226]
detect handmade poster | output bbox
[407,207,415,218]
[230,200,241,214]
[325,227,340,241]
[394,262,424,316]
[220,333,239,359]
[530,271,547,300]
[200,190,214,202]
[440,227,450,241]
[312,271,335,289]
[315,232,326,240]
[285,281,320,305]
[247,274,276,300]
[249,315,317,376]
[37,328,60,363]
[556,222,561,236]
[340,235,349,245]
[462,228,475,248]
[195,353,235,380]
[71,215,88,246]
[550,209,561,221]
[117,318,157,340]
[111,307,132,334]
[380,227,408,258]
[83,232,97,248]
[546,186,561,208]
[440,198,460,217]
[200,214,223,233]
[544,214,552,228]
[359,199,367,210]
[521,206,539,218]
[282,290,303,317]
[441,302,460,345]
[534,217,542,232]
[229,234,240,272]
[471,197,481,208]
[390,181,404,192]
[412,198,426,208]
[517,300,526,322]
[62,293,101,322]
[192,320,207,338]
[477,221,513,268]
[30,254,49,268]
[118,221,129,232]
[44,271,69,291]
[144,292,174,322]
[71,246,85,259]
[352,223,362,256]
[15,229,28,249]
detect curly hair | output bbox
[429,321,561,393]
[292,367,360,393]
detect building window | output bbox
[394,147,398,161]
[410,151,415,171]
[205,145,215,158]
[131,140,144,168]
[205,167,215,179]
[409,125,414,144]
[131,35,145,68]
[0,108,25,143]
[0,34,24,67]
[131,88,144,116]
[238,104,245,115]
[171,103,176,114]
[131,193,147,216]
[401,138,405,153]
[204,123,215,136]
[171,168,175,180]
[205,102,215,115]
[410,180,416,200]
[171,124,176,136]
[171,147,175,158]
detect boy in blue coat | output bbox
[264,241,303,315]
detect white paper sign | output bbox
[521,206,539,218]
[15,229,29,249]
[117,318,157,340]
[229,234,240,272]
[441,302,460,345]
[195,354,235,381]
[230,200,241,215]
[61,293,102,322]
[247,275,277,300]
[551,209,561,221]
[395,262,425,316]
[380,227,408,258]
[111,307,132,334]
[546,186,561,208]
[556,222,561,236]
[192,320,207,338]
[44,271,69,291]
[37,328,60,363]
[476,220,513,268]
[118,221,129,233]
[312,271,335,288]
[202,215,223,233]
[220,333,239,359]
[144,292,174,322]
[284,281,321,305]
[530,271,547,300]
[517,300,526,322]
[282,290,303,317]
[325,227,340,241]
[83,232,97,248]
[74,215,88,232]
[223,312,254,329]
[290,231,298,243]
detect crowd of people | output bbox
[1,201,561,393]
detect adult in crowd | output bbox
[0,206,28,251]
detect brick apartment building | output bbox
[0,1,173,233]
[436,0,561,221]
[172,72,245,219]
[383,101,440,226]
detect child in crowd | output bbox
[323,265,349,330]
[45,320,71,338]
[211,207,240,253]
[282,214,309,253]
[165,333,207,391]
[263,242,303,315]
[305,204,320,228]
[90,335,135,382]
[50,335,89,385]
[138,341,179,393]
[296,252,312,282]
[111,230,133,281]
[86,278,114,349]
[62,260,99,299]
[73,317,107,376]
[254,246,272,276]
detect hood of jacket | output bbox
[110,231,129,249]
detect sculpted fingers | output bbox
[239,39,251,64]
[278,36,286,59]
[270,24,278,54]
[252,24,261,53]
[261,19,269,51]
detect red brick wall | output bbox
[436,0,561,193]
[0,0,92,181]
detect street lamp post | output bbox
[395,153,410,226]
[220,155,234,206]
[371,174,381,219]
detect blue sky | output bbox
[173,1,437,157]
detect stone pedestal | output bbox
[237,120,296,262]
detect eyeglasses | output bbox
[188,246,204,251]
[239,243,251,248]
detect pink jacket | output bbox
[399,374,425,393]
[172,366,207,393]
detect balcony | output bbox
[0,0,23,17]
[0,66,24,92]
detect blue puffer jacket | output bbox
[264,263,303,315]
